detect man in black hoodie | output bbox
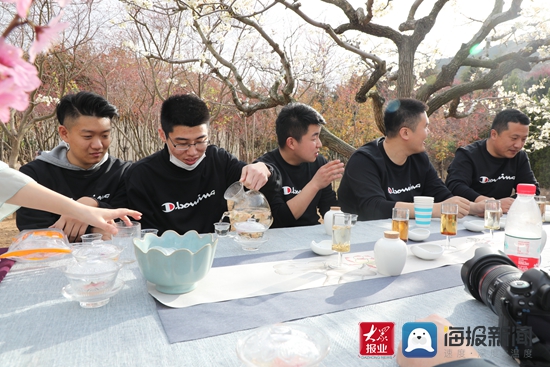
[445,109,539,214]
[124,94,280,235]
[255,103,343,228]
[338,99,484,221]
[16,92,130,241]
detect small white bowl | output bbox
[463,220,485,232]
[311,240,335,256]
[410,244,444,260]
[408,228,430,242]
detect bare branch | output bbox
[399,0,424,32]
[416,0,524,101]
[355,62,387,103]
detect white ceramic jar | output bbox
[374,231,407,276]
[324,206,343,235]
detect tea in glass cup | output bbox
[391,208,409,241]
[330,213,352,269]
[440,203,458,249]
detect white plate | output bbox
[463,220,485,232]
[410,244,444,260]
[311,240,335,256]
[408,228,430,242]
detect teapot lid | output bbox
[234,218,267,232]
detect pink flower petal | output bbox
[55,0,72,7]
[28,12,69,62]
[0,37,41,123]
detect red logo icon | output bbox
[359,322,394,357]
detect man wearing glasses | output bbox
[124,94,281,235]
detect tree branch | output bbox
[416,0,523,101]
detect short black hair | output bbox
[56,91,118,126]
[491,109,530,134]
[275,102,325,148]
[160,94,210,134]
[384,98,428,138]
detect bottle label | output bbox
[504,234,541,271]
[507,255,540,271]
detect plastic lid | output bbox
[64,258,119,275]
[384,231,399,239]
[330,206,341,211]
[236,323,330,366]
[517,183,536,195]
[72,243,122,261]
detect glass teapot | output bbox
[221,182,273,230]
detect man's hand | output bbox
[500,197,514,214]
[434,197,470,218]
[310,160,344,190]
[51,216,89,242]
[50,196,99,242]
[474,196,513,215]
[240,162,271,191]
[469,201,486,217]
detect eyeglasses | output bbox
[167,136,209,152]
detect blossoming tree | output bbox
[121,0,550,157]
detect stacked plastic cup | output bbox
[413,196,434,227]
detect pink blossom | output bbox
[0,38,41,123]
[29,13,69,62]
[0,0,33,18]
[55,0,71,7]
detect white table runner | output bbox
[149,234,494,308]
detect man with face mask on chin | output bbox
[124,94,281,235]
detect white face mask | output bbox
[169,153,206,171]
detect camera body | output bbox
[497,268,550,358]
[461,247,550,360]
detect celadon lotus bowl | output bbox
[133,230,218,294]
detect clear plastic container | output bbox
[504,184,542,271]
[236,323,330,366]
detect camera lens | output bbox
[478,264,521,315]
[461,247,519,314]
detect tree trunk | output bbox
[8,134,21,169]
[320,126,356,159]
[397,40,416,98]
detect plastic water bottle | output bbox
[504,184,542,271]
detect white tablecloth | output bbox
[1,217,537,367]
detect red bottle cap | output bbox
[516,184,536,195]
